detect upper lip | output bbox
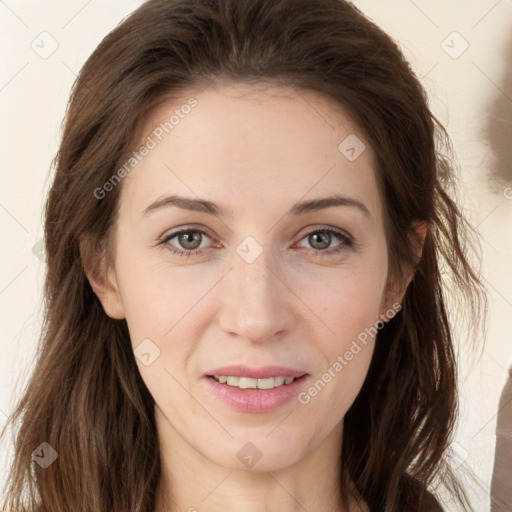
[206,365,308,379]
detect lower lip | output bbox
[204,375,309,413]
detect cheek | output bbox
[294,251,387,410]
[297,289,380,432]
[114,242,212,342]
[298,253,388,350]
[112,245,223,400]
[113,256,208,403]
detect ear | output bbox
[379,221,428,319]
[409,220,428,266]
[79,234,125,319]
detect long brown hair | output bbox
[1,0,486,510]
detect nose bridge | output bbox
[219,236,294,341]
[237,245,274,301]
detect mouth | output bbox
[208,374,306,389]
[203,367,310,413]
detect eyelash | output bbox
[157,226,354,259]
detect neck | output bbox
[154,406,349,512]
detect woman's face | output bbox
[99,83,396,471]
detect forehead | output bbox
[121,82,382,221]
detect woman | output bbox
[1,0,486,510]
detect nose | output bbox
[218,242,297,344]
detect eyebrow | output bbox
[142,193,371,218]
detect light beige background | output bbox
[1,1,511,510]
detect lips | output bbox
[204,374,309,413]
[203,365,310,413]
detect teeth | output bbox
[213,375,299,389]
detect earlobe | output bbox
[79,234,125,320]
[380,283,404,321]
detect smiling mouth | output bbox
[209,374,307,390]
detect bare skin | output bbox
[86,82,422,511]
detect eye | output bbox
[158,228,212,258]
[297,227,353,257]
